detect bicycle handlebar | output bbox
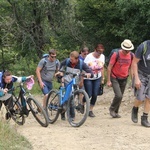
[57,70,88,78]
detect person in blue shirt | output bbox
[79,47,89,61]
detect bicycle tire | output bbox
[45,89,60,124]
[27,97,49,127]
[11,97,25,125]
[67,89,90,127]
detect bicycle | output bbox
[45,72,90,127]
[1,81,49,127]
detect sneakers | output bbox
[115,113,121,118]
[61,112,66,121]
[89,111,95,117]
[109,108,117,118]
[109,108,121,118]
[76,104,84,114]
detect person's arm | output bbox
[82,62,94,78]
[107,63,113,87]
[131,56,141,89]
[36,66,45,89]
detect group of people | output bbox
[1,39,150,128]
[107,39,150,128]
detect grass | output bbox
[0,121,32,150]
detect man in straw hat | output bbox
[107,39,134,118]
[131,40,150,127]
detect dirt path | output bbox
[2,85,150,150]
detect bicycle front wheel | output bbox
[27,97,49,127]
[11,97,25,125]
[67,89,90,127]
[45,89,60,124]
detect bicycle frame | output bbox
[59,74,77,106]
[12,83,28,108]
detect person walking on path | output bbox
[131,40,150,127]
[36,49,60,109]
[107,39,134,118]
[84,44,105,117]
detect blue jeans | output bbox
[42,80,53,95]
[84,78,101,106]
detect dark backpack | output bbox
[108,48,134,67]
[42,54,59,70]
[65,58,83,72]
[142,41,148,67]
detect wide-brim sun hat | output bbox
[26,78,35,90]
[121,39,134,51]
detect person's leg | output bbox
[141,98,150,127]
[89,78,100,116]
[115,79,127,115]
[84,79,94,117]
[109,78,123,118]
[131,74,146,123]
[42,81,52,109]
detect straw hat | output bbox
[121,39,134,50]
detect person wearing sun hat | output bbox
[107,39,134,118]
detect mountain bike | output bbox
[45,72,90,127]
[3,81,49,127]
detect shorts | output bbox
[41,80,52,95]
[133,73,150,101]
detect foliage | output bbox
[75,0,150,55]
[0,121,32,150]
[1,0,150,73]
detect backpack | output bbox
[142,41,148,67]
[107,48,134,67]
[42,54,59,70]
[65,58,83,72]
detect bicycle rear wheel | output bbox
[11,97,25,125]
[45,89,60,124]
[27,97,49,127]
[67,89,90,127]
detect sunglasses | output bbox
[50,55,56,58]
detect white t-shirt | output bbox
[84,53,105,80]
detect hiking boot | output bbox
[5,112,11,120]
[141,115,150,127]
[76,104,84,114]
[131,107,138,123]
[109,108,117,118]
[61,112,66,121]
[89,111,95,117]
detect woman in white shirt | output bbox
[84,44,105,117]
